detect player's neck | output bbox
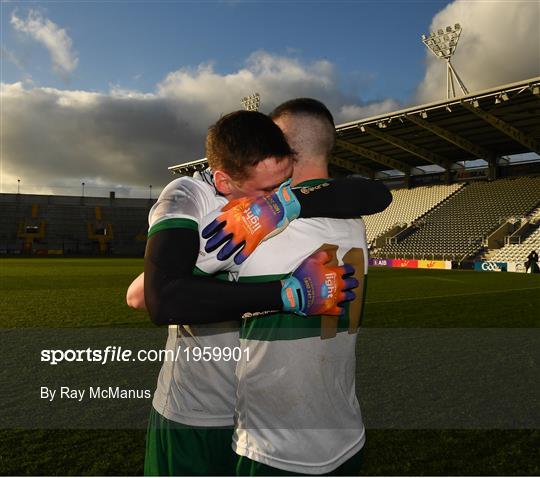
[291,162,329,187]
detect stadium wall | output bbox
[0,193,155,256]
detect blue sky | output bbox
[2,1,448,103]
[1,0,538,196]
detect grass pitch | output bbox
[0,258,539,475]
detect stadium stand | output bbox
[363,183,463,246]
[375,176,540,261]
[489,227,540,268]
[489,205,540,266]
[0,193,153,256]
[4,175,537,261]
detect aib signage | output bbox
[370,258,389,267]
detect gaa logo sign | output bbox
[474,261,507,272]
[481,262,500,272]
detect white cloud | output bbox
[0,52,397,195]
[156,52,393,128]
[338,99,401,123]
[5,0,539,197]
[416,0,540,103]
[1,44,24,70]
[10,9,79,80]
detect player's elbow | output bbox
[145,288,186,326]
[126,273,147,310]
[126,285,146,310]
[146,293,169,326]
[366,182,393,215]
[147,288,204,327]
[378,185,393,212]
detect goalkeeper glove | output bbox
[281,250,359,316]
[202,179,301,265]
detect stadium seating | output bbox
[363,183,463,245]
[0,193,152,256]
[489,227,540,267]
[375,176,540,261]
[489,205,540,266]
[2,175,539,260]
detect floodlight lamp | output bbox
[240,92,261,111]
[359,125,366,132]
[420,110,428,119]
[421,21,468,98]
[501,92,509,101]
[472,99,480,108]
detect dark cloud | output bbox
[1,52,396,195]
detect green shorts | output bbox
[144,408,237,476]
[235,448,364,476]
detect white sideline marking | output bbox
[366,286,540,304]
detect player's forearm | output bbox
[144,228,282,326]
[145,267,282,325]
[295,176,392,217]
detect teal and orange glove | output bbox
[202,180,301,265]
[281,250,359,316]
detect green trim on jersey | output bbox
[241,308,353,341]
[239,274,356,342]
[239,274,286,283]
[193,266,211,276]
[148,218,198,237]
[294,178,333,187]
[194,266,230,282]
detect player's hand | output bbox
[201,179,301,265]
[281,250,359,316]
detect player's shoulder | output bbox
[149,174,224,228]
[159,175,217,202]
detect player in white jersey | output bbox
[204,99,370,475]
[127,110,390,475]
[139,111,297,476]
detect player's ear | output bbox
[213,170,234,196]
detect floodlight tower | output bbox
[422,24,469,99]
[241,93,261,111]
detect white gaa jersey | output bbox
[149,170,240,427]
[233,180,368,474]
